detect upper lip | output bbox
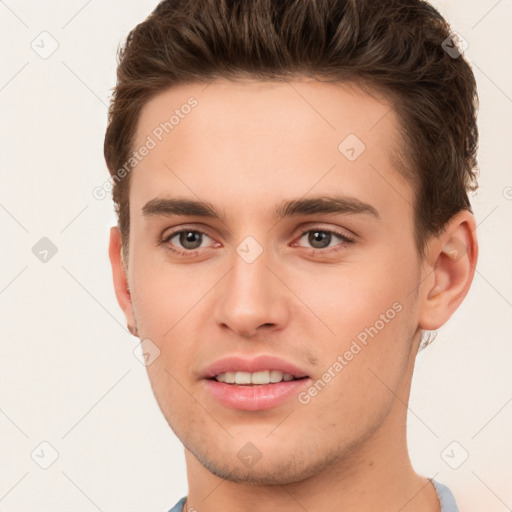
[202,355,310,379]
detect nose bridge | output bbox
[213,234,289,335]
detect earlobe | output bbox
[418,210,478,331]
[108,226,138,337]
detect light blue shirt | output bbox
[167,478,459,511]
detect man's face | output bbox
[123,79,424,484]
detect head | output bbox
[106,0,478,485]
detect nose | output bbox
[213,246,290,338]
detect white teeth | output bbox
[235,371,252,384]
[269,370,283,383]
[214,370,297,385]
[251,370,270,384]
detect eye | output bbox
[295,228,355,251]
[162,229,214,254]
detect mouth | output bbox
[201,355,312,411]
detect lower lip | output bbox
[203,378,311,411]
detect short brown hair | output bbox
[104,0,479,263]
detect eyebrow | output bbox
[141,195,379,221]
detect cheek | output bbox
[129,247,208,332]
[292,256,418,407]
[295,253,417,340]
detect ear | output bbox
[418,210,478,330]
[108,226,138,337]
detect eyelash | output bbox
[161,226,355,257]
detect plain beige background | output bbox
[0,1,511,510]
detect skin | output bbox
[109,78,478,512]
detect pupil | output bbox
[181,231,201,249]
[309,231,330,249]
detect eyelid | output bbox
[163,225,209,236]
[295,223,357,243]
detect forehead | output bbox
[130,78,412,222]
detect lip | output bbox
[202,355,309,379]
[203,378,311,411]
[201,355,311,411]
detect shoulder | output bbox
[166,496,187,512]
[432,479,459,512]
